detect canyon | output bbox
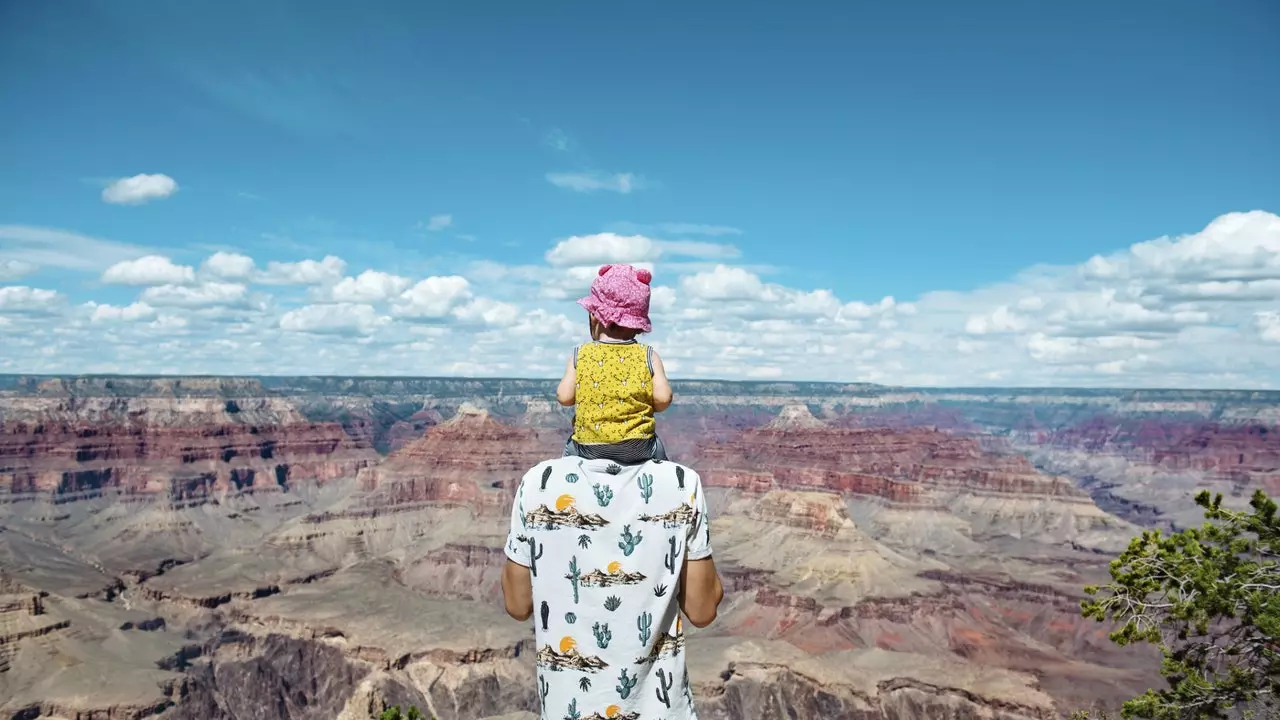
[1,375,1277,719]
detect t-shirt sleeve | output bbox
[685,468,713,561]
[504,471,531,567]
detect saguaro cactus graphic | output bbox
[567,556,582,604]
[655,667,674,708]
[638,473,654,503]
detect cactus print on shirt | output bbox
[505,457,713,720]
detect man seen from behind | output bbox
[501,456,724,719]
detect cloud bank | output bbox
[1,211,1279,387]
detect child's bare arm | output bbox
[555,353,576,406]
[651,349,673,412]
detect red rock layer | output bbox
[0,420,375,502]
[694,426,1081,505]
[1032,417,1280,486]
[355,408,562,515]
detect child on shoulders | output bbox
[555,263,673,464]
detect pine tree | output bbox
[1078,489,1280,719]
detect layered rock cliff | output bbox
[355,403,562,509]
[694,404,1132,553]
[1029,416,1280,488]
[0,392,375,505]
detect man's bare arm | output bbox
[555,354,576,407]
[501,559,534,621]
[677,556,723,628]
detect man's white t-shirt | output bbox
[505,456,713,720]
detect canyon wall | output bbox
[2,375,1272,719]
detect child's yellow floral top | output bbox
[572,341,655,445]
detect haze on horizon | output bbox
[1,0,1277,389]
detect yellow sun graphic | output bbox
[606,560,622,574]
[555,494,576,511]
[559,636,577,653]
[690,491,696,504]
[605,706,621,718]
[676,616,683,633]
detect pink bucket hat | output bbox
[576,264,652,332]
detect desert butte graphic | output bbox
[637,501,697,527]
[537,635,609,672]
[579,560,647,587]
[583,708,640,720]
[525,493,610,530]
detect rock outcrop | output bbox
[354,402,561,511]
[767,402,828,430]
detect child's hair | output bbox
[591,314,643,341]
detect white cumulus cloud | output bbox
[451,297,522,327]
[258,256,346,285]
[201,251,257,280]
[966,306,1029,335]
[280,303,388,336]
[545,233,739,268]
[325,270,411,303]
[547,234,658,267]
[391,276,472,319]
[101,174,179,205]
[0,286,61,314]
[102,255,196,286]
[141,282,251,308]
[88,301,157,322]
[681,265,766,301]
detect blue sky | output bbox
[1,0,1278,386]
